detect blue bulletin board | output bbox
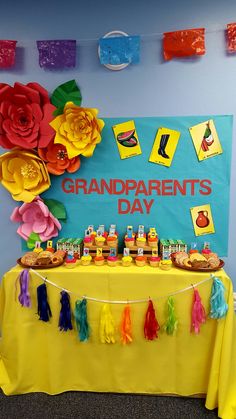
[40,115,233,256]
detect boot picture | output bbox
[158,134,170,158]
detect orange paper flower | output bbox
[38,140,80,175]
[50,102,105,159]
[0,150,50,202]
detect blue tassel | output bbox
[210,276,228,319]
[59,291,73,331]
[37,283,52,322]
[74,299,90,342]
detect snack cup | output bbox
[95,237,106,247]
[107,256,118,267]
[94,257,105,266]
[83,238,93,247]
[136,238,146,248]
[125,239,135,248]
[107,238,118,248]
[149,257,160,267]
[81,255,92,266]
[65,260,80,269]
[122,256,132,267]
[159,260,172,270]
[148,239,158,248]
[135,256,146,267]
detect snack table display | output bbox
[0,264,236,419]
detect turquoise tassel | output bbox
[210,276,228,319]
[74,299,90,341]
[164,296,178,335]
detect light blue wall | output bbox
[0,0,235,285]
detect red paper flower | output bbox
[38,140,80,175]
[0,82,56,150]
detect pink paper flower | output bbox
[0,82,56,150]
[10,196,61,242]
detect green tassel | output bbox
[164,296,178,335]
[74,299,90,342]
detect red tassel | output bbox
[191,288,206,334]
[144,299,160,340]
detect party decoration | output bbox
[26,232,41,249]
[18,269,31,308]
[37,283,52,322]
[74,299,90,342]
[189,119,223,161]
[144,299,160,340]
[163,28,205,61]
[226,23,236,53]
[149,127,181,167]
[99,304,115,344]
[191,288,206,334]
[112,120,142,160]
[51,80,82,117]
[120,305,132,344]
[190,204,215,237]
[99,35,140,65]
[38,140,81,175]
[0,40,17,68]
[164,296,178,335]
[210,276,228,319]
[59,291,73,331]
[37,40,76,69]
[50,102,105,159]
[10,196,61,242]
[0,150,50,202]
[0,82,55,150]
[42,199,66,222]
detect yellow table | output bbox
[0,264,236,419]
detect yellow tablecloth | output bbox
[0,264,236,418]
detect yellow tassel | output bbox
[120,305,132,345]
[99,304,116,344]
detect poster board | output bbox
[38,115,232,256]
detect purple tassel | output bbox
[37,283,52,322]
[59,291,73,331]
[18,269,31,307]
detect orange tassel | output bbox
[120,305,132,344]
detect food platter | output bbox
[171,256,224,272]
[17,258,65,269]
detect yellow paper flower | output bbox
[50,102,105,159]
[0,150,50,202]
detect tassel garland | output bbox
[210,276,228,319]
[164,296,178,335]
[144,299,160,340]
[99,304,115,344]
[59,291,73,331]
[74,299,90,341]
[191,288,206,334]
[37,283,52,322]
[18,269,31,307]
[120,305,132,344]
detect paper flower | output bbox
[0,82,56,150]
[50,102,105,159]
[38,140,80,175]
[0,150,50,202]
[11,196,61,242]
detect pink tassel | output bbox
[191,288,206,334]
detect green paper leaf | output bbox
[43,199,67,221]
[51,80,82,116]
[27,232,40,249]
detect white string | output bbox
[29,268,214,304]
[15,27,226,46]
